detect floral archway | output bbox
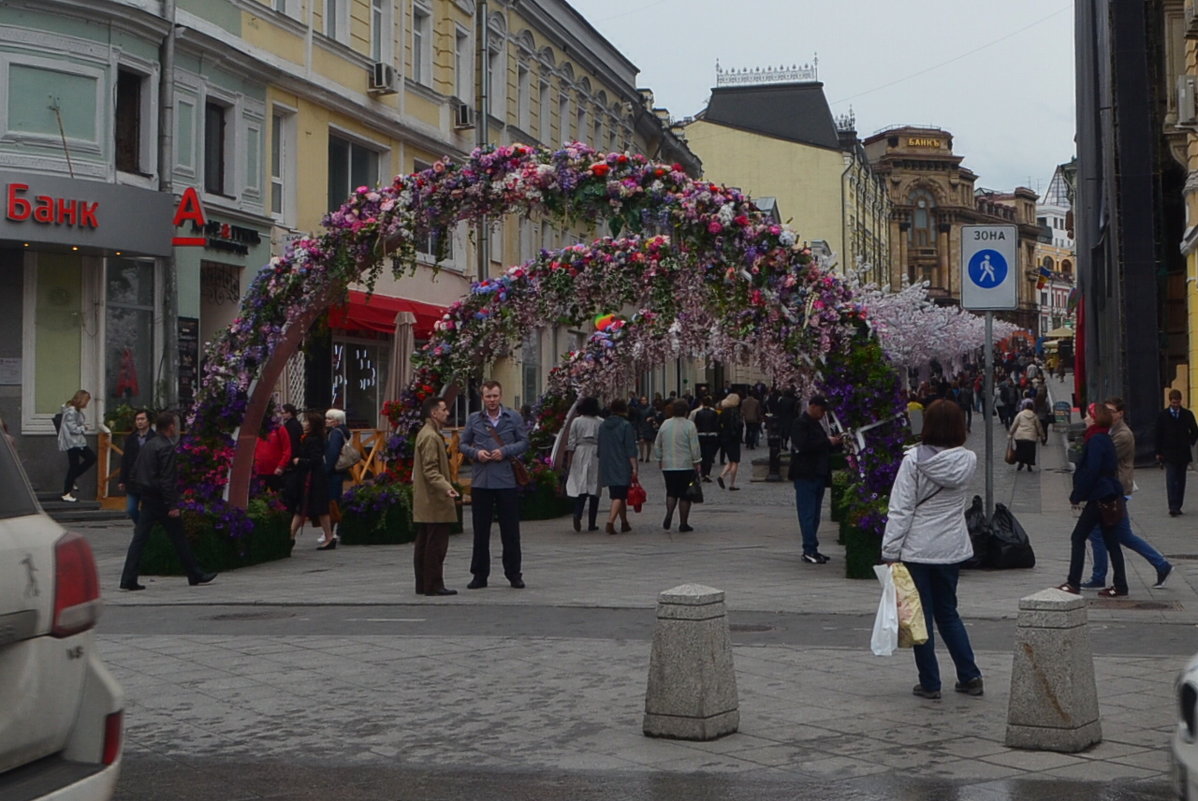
[184,142,909,538]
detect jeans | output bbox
[1165,461,1188,513]
[125,492,141,524]
[1087,498,1168,583]
[793,478,825,555]
[470,487,522,581]
[64,446,96,496]
[905,562,981,692]
[1067,499,1127,593]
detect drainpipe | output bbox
[159,0,178,408]
[475,0,489,283]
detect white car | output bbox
[0,415,123,799]
[1174,653,1198,799]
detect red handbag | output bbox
[627,477,647,512]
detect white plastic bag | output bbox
[870,563,899,656]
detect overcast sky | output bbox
[566,0,1075,196]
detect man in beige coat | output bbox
[413,396,460,596]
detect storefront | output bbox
[0,171,174,494]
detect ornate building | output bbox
[1034,162,1076,337]
[863,126,1042,331]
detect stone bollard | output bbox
[1005,588,1102,752]
[643,584,739,740]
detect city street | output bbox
[77,378,1187,800]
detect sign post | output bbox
[960,224,1018,519]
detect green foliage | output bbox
[140,502,291,575]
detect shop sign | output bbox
[0,170,173,256]
[172,187,262,256]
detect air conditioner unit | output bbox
[369,62,399,95]
[452,100,476,130]
[1179,75,1198,127]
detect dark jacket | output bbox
[788,412,834,482]
[324,424,351,475]
[693,407,719,437]
[1155,406,1198,464]
[129,433,179,505]
[459,406,529,489]
[597,414,637,487]
[1070,431,1123,504]
[119,428,154,485]
[283,417,303,458]
[718,407,742,446]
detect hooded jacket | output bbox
[881,444,977,564]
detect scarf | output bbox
[1083,424,1109,443]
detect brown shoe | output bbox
[606,522,617,535]
[620,521,632,533]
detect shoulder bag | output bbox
[334,429,363,471]
[484,420,531,486]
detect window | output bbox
[270,108,295,224]
[576,105,586,145]
[538,80,550,141]
[558,93,569,142]
[516,65,531,131]
[114,69,146,174]
[371,0,389,63]
[413,160,454,261]
[412,5,432,86]
[325,0,348,43]
[331,338,387,428]
[488,47,506,120]
[907,188,936,248]
[454,29,471,100]
[328,134,379,212]
[204,101,228,195]
[1040,291,1048,306]
[1061,259,1072,275]
[105,259,156,411]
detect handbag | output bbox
[685,476,704,504]
[890,563,928,648]
[484,420,531,486]
[627,477,647,512]
[1097,495,1126,527]
[1004,438,1017,465]
[334,436,362,471]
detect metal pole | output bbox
[475,0,489,283]
[159,0,178,408]
[984,311,994,519]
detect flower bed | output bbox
[140,497,291,574]
[338,475,464,545]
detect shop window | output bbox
[331,338,387,428]
[328,133,380,212]
[204,101,229,195]
[105,259,155,410]
[115,69,148,174]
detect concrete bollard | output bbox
[1005,588,1102,752]
[643,583,739,740]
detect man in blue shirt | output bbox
[460,381,529,589]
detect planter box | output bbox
[339,503,464,545]
[140,510,291,575]
[842,522,881,580]
[519,486,574,520]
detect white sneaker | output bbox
[61,493,78,503]
[315,536,329,547]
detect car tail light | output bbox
[1183,683,1198,742]
[52,531,101,638]
[102,711,123,765]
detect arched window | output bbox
[1061,259,1072,275]
[908,188,936,248]
[1042,256,1054,271]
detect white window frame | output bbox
[270,104,297,226]
[558,92,569,142]
[454,26,472,101]
[538,78,550,143]
[325,0,349,45]
[516,64,531,132]
[327,127,386,212]
[371,0,392,63]
[412,3,432,87]
[113,59,158,187]
[488,45,506,121]
[202,97,234,198]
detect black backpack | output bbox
[52,412,63,433]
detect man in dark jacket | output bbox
[789,395,842,564]
[692,397,719,481]
[117,409,154,524]
[1155,389,1198,516]
[118,412,216,591]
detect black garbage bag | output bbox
[962,495,993,569]
[989,502,1036,569]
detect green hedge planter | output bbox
[842,522,882,580]
[829,470,852,524]
[140,506,291,575]
[519,486,574,520]
[339,501,464,546]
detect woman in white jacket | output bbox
[882,400,984,700]
[1008,398,1045,472]
[57,389,95,503]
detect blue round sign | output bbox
[967,250,1007,288]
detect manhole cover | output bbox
[209,611,296,621]
[1088,600,1182,611]
[729,624,773,633]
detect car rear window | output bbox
[0,425,38,518]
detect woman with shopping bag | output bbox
[881,400,984,700]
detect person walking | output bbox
[654,399,701,532]
[119,412,216,591]
[1058,403,1128,598]
[955,380,973,433]
[281,403,303,455]
[773,389,797,450]
[1083,398,1173,590]
[1008,399,1044,472]
[286,411,337,550]
[789,395,841,564]
[741,391,762,449]
[460,380,529,589]
[118,409,154,523]
[637,407,658,463]
[597,398,638,535]
[324,408,353,529]
[692,396,719,482]
[565,396,602,532]
[412,396,460,596]
[881,400,983,700]
[1155,389,1198,517]
[57,390,96,502]
[717,393,743,491]
[253,417,292,494]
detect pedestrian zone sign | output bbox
[960,225,1018,310]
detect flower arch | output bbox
[186,142,909,532]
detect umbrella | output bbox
[381,311,416,428]
[1045,326,1074,338]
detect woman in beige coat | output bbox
[1009,398,1045,472]
[413,396,460,596]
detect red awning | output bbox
[327,290,446,338]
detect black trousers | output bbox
[64,446,96,495]
[413,522,451,593]
[470,487,522,580]
[120,495,204,586]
